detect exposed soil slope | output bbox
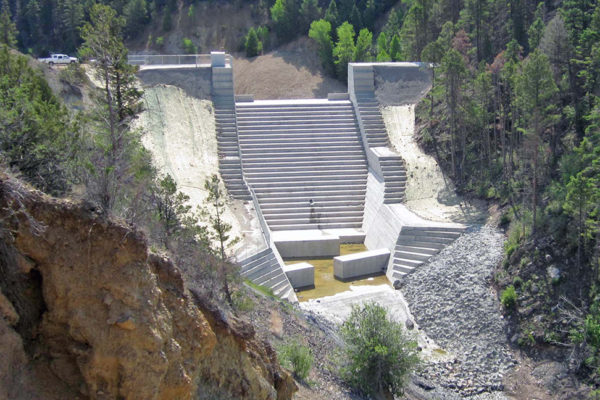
[233,38,346,99]
[0,174,296,400]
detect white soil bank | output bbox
[382,105,487,224]
[137,85,263,254]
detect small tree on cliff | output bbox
[79,4,147,214]
[204,174,238,306]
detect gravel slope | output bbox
[401,226,517,397]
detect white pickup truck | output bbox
[38,54,78,65]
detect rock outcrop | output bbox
[0,174,296,400]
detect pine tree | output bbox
[300,0,321,33]
[354,28,373,62]
[333,21,355,80]
[309,19,334,73]
[271,0,300,42]
[204,174,237,306]
[350,4,362,31]
[124,0,149,39]
[324,0,339,29]
[245,27,262,57]
[79,4,146,212]
[377,32,389,58]
[389,33,402,61]
[515,49,559,235]
[0,0,17,48]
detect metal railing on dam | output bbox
[127,53,232,67]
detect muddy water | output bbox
[285,244,391,302]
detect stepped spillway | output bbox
[236,99,368,231]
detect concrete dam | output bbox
[133,52,466,302]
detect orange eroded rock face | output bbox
[0,175,296,400]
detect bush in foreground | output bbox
[501,285,517,309]
[277,339,313,381]
[339,302,419,398]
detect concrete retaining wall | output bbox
[283,262,314,289]
[137,67,212,100]
[373,63,432,106]
[333,248,390,280]
[274,235,340,258]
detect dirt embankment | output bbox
[137,85,266,255]
[0,174,296,400]
[234,38,346,100]
[382,105,488,225]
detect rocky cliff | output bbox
[0,174,296,400]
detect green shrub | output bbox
[513,276,523,288]
[182,38,197,54]
[339,302,419,397]
[501,285,517,309]
[155,36,164,47]
[277,339,313,380]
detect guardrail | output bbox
[127,53,233,67]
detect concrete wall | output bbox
[274,235,340,258]
[333,249,390,280]
[283,262,314,289]
[137,67,212,100]
[373,63,432,106]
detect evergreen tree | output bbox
[377,48,391,61]
[309,18,334,73]
[389,33,402,61]
[79,4,146,212]
[441,48,467,179]
[377,32,389,59]
[515,49,559,235]
[354,28,373,62]
[271,0,300,42]
[0,47,76,194]
[364,0,377,31]
[299,0,321,33]
[324,0,339,28]
[245,27,262,57]
[333,21,355,80]
[204,174,237,307]
[350,4,362,31]
[0,0,17,48]
[57,0,84,52]
[124,0,149,39]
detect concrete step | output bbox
[394,250,432,262]
[241,145,363,154]
[261,200,364,209]
[244,168,366,178]
[395,239,446,249]
[254,187,366,197]
[271,221,362,231]
[393,257,424,267]
[267,215,363,225]
[258,194,365,203]
[237,118,356,126]
[263,209,363,219]
[239,248,272,269]
[395,245,439,255]
[246,174,367,185]
[237,114,355,121]
[239,137,361,145]
[393,264,416,274]
[249,179,366,189]
[242,154,367,164]
[262,205,363,215]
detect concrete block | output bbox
[328,93,350,100]
[274,235,340,258]
[283,262,314,289]
[211,52,226,67]
[334,248,390,280]
[236,94,254,102]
